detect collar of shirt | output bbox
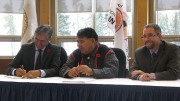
[35,47,46,52]
[149,41,164,55]
[150,49,158,55]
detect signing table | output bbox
[0,75,180,101]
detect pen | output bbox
[20,65,24,70]
[20,65,26,72]
[77,62,80,77]
[19,65,27,78]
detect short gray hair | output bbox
[34,25,53,38]
[144,23,161,34]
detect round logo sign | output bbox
[115,8,123,32]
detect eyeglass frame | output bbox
[141,33,159,39]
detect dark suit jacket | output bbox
[6,43,67,77]
[129,40,180,80]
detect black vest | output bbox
[72,44,112,69]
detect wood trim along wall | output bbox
[132,0,149,58]
[0,59,12,74]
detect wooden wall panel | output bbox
[132,0,149,58]
[0,59,12,74]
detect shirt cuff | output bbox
[137,74,141,80]
[150,73,156,79]
[40,70,46,77]
[12,69,16,76]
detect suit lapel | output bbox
[42,43,52,68]
[143,48,154,71]
[29,43,36,69]
[151,43,165,72]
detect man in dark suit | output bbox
[129,23,180,81]
[6,25,67,79]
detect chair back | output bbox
[111,48,127,78]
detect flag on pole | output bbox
[107,0,129,69]
[21,0,38,44]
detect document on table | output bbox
[4,75,22,79]
[62,77,96,84]
[0,75,95,84]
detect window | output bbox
[155,0,180,45]
[0,14,22,35]
[56,0,93,36]
[57,13,93,36]
[0,0,23,57]
[155,0,180,35]
[56,0,132,55]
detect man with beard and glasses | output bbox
[129,23,180,81]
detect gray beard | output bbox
[145,42,155,49]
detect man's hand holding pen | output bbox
[15,65,26,77]
[22,70,41,79]
[15,65,41,79]
[78,65,93,76]
[67,67,80,77]
[67,65,93,77]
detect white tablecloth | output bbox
[0,74,180,87]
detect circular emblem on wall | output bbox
[115,8,123,32]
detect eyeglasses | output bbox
[141,33,157,39]
[35,38,49,43]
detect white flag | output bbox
[107,0,129,69]
[21,0,38,44]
